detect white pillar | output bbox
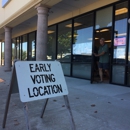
[36,5,49,61]
[4,26,12,71]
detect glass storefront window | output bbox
[129,39,130,63]
[73,63,91,79]
[72,13,94,79]
[95,7,112,29]
[1,42,4,65]
[73,14,93,57]
[111,1,128,85]
[19,37,22,60]
[61,63,71,75]
[113,2,128,64]
[22,35,28,60]
[128,8,130,64]
[47,26,56,60]
[16,37,20,60]
[12,38,16,65]
[28,32,36,61]
[57,20,72,76]
[57,20,72,62]
[127,67,130,86]
[112,65,125,84]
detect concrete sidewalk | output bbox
[0,65,130,130]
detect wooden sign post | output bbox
[2,61,76,130]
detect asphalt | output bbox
[0,65,130,130]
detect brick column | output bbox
[4,26,12,71]
[36,5,49,61]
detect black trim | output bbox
[56,24,58,59]
[91,11,96,84]
[34,31,36,60]
[21,36,23,60]
[71,19,74,76]
[110,3,115,84]
[126,0,130,86]
[26,34,29,61]
[125,0,129,86]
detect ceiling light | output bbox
[68,34,78,38]
[100,29,109,32]
[48,30,55,34]
[96,30,100,33]
[66,22,82,28]
[115,33,126,36]
[105,40,111,42]
[115,8,128,15]
[88,38,99,40]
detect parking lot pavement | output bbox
[0,65,130,130]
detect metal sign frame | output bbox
[2,62,76,130]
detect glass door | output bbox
[91,6,113,83]
[92,27,112,83]
[72,13,94,79]
[111,1,128,85]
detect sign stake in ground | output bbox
[2,61,76,130]
[23,103,30,130]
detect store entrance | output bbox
[91,27,112,83]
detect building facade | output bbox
[0,0,130,86]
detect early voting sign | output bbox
[15,61,68,102]
[3,61,75,130]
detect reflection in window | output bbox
[127,67,130,86]
[12,39,16,65]
[113,2,128,64]
[1,42,4,65]
[16,37,20,59]
[61,63,71,76]
[73,64,91,79]
[19,37,22,60]
[22,35,28,60]
[128,25,130,64]
[95,7,112,29]
[47,26,56,60]
[73,27,92,55]
[28,32,35,61]
[112,65,125,84]
[57,20,72,62]
[73,13,93,62]
[72,13,94,79]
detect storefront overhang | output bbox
[0,0,119,40]
[0,0,62,39]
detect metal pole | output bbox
[41,99,49,118]
[23,103,30,130]
[2,88,11,128]
[2,66,15,128]
[64,95,76,130]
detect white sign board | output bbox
[15,61,68,102]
